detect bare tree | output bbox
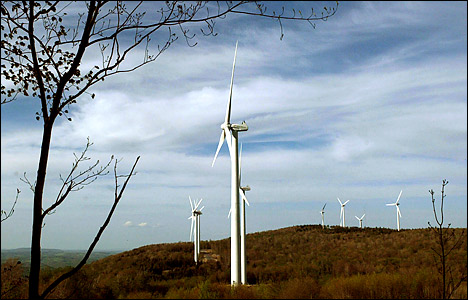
[1,1,338,298]
[428,179,467,299]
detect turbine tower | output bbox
[320,203,326,228]
[337,198,350,227]
[239,143,250,285]
[188,196,204,263]
[386,190,402,231]
[355,214,365,228]
[211,41,248,285]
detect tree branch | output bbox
[42,137,113,218]
[39,155,140,299]
[1,189,21,222]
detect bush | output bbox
[276,277,321,299]
[1,258,28,299]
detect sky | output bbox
[1,1,467,251]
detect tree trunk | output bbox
[29,120,53,299]
[441,228,446,299]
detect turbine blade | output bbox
[322,203,327,210]
[212,130,226,167]
[337,197,342,205]
[195,198,203,210]
[396,190,402,204]
[189,196,193,211]
[225,40,238,125]
[199,206,205,212]
[362,214,365,219]
[397,206,402,217]
[224,127,233,155]
[240,189,250,206]
[343,200,350,206]
[386,203,396,206]
[227,207,232,218]
[189,218,194,241]
[355,216,359,220]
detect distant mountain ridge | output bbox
[1,248,118,269]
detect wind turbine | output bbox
[337,198,350,227]
[188,196,204,263]
[238,143,250,285]
[386,190,402,231]
[355,214,365,228]
[320,203,326,228]
[228,144,251,284]
[211,41,248,285]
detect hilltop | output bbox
[2,225,466,299]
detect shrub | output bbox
[276,277,321,299]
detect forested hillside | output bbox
[2,225,466,299]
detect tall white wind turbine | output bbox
[211,41,248,285]
[337,198,350,227]
[238,143,250,285]
[386,190,402,231]
[188,196,204,263]
[355,214,365,228]
[320,203,326,228]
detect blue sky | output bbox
[1,1,467,251]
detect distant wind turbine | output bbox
[386,190,402,231]
[238,143,250,285]
[188,196,204,263]
[320,203,327,228]
[227,144,250,284]
[211,41,248,285]
[355,214,365,228]
[337,198,350,227]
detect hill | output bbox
[1,225,466,299]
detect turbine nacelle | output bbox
[230,121,249,132]
[240,185,251,191]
